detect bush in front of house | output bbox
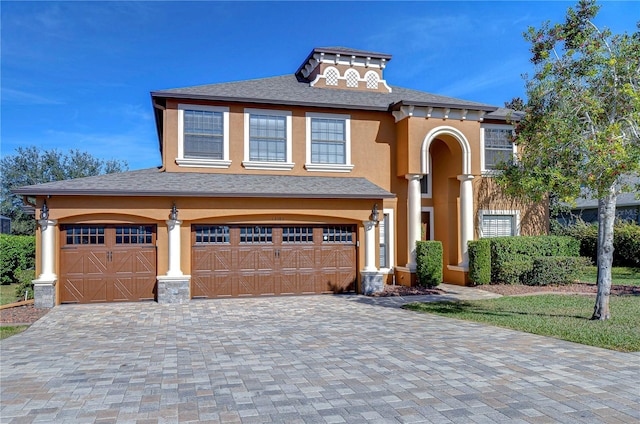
[0,234,36,285]
[490,235,579,284]
[468,239,491,285]
[523,256,592,286]
[416,240,442,287]
[14,268,36,300]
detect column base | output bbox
[394,267,417,287]
[360,271,384,295]
[33,278,56,309]
[157,275,191,304]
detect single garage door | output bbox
[59,225,157,303]
[191,225,356,298]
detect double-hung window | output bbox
[177,104,230,168]
[243,109,293,170]
[481,124,516,173]
[305,112,353,172]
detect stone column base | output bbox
[33,278,56,309]
[361,271,384,295]
[157,275,191,304]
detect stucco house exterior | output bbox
[15,47,547,308]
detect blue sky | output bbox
[2,1,638,170]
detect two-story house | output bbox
[15,47,547,308]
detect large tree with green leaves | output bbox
[1,146,128,235]
[497,0,639,320]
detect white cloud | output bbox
[1,88,65,105]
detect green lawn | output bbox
[404,294,640,352]
[0,283,20,306]
[580,266,640,286]
[0,325,29,340]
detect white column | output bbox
[457,174,475,267]
[363,220,377,272]
[166,219,183,277]
[406,174,422,270]
[38,219,57,280]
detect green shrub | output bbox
[14,269,36,300]
[614,222,640,267]
[490,236,579,284]
[416,241,442,287]
[523,256,592,286]
[468,239,491,285]
[553,220,598,262]
[0,234,36,285]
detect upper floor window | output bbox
[243,108,293,170]
[481,124,516,173]
[345,69,359,88]
[365,71,379,89]
[177,104,230,168]
[305,112,354,172]
[324,67,339,86]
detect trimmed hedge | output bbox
[468,239,491,285]
[0,234,36,285]
[490,236,579,285]
[416,240,443,287]
[523,256,592,286]
[553,221,640,267]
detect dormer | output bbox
[295,47,393,93]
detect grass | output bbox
[579,266,640,286]
[0,325,29,340]
[404,294,640,352]
[0,283,20,306]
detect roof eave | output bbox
[390,100,498,112]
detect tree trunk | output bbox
[591,184,616,320]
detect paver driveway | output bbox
[1,294,639,423]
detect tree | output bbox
[1,146,128,235]
[497,0,640,320]
[504,97,526,111]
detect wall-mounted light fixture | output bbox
[371,203,379,223]
[170,203,178,221]
[40,200,49,220]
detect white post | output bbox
[406,174,422,270]
[166,219,183,277]
[363,220,377,272]
[38,219,57,280]
[457,174,475,267]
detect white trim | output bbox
[379,208,395,274]
[421,126,472,175]
[421,157,432,199]
[243,108,294,171]
[305,112,353,172]
[177,104,230,169]
[421,207,434,241]
[480,124,517,174]
[478,209,521,238]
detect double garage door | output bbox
[59,224,356,303]
[191,225,357,298]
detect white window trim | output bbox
[243,108,294,171]
[421,158,432,198]
[380,208,395,274]
[421,207,434,240]
[478,209,520,238]
[480,124,517,175]
[176,104,231,168]
[305,112,354,172]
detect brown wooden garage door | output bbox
[191,225,356,298]
[59,225,157,303]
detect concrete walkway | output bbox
[1,291,638,423]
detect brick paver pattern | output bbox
[1,293,639,423]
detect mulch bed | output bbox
[370,285,445,297]
[0,305,49,326]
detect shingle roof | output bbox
[13,168,395,199]
[151,74,498,112]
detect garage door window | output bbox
[323,226,353,243]
[194,225,230,244]
[240,226,273,243]
[115,226,154,244]
[282,227,313,243]
[65,226,105,245]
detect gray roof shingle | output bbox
[13,168,395,199]
[151,74,498,112]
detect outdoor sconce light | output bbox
[170,203,178,221]
[371,203,379,223]
[40,200,49,220]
